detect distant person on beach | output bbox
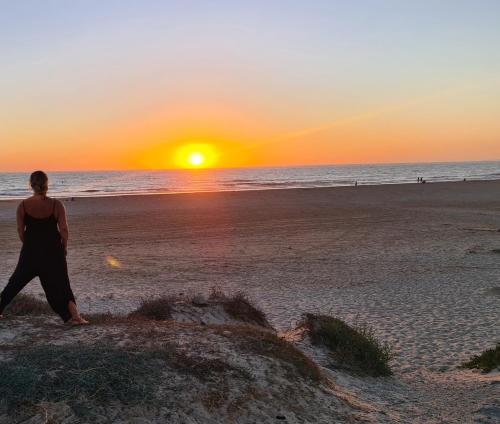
[0,171,88,325]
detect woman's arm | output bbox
[56,200,69,255]
[16,203,25,242]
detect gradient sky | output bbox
[1,0,499,171]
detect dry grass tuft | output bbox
[128,296,176,321]
[123,289,272,329]
[3,294,52,316]
[209,288,272,329]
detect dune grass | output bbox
[460,343,500,373]
[0,342,249,416]
[129,289,272,329]
[2,293,52,316]
[128,296,175,321]
[0,344,164,413]
[209,288,272,329]
[303,314,392,377]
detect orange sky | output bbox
[1,2,499,171]
[2,76,500,172]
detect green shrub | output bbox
[460,343,500,373]
[303,314,392,377]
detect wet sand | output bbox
[0,180,499,421]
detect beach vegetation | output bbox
[128,295,175,320]
[128,290,271,328]
[0,342,248,417]
[460,343,500,373]
[302,314,392,376]
[209,288,272,329]
[3,293,51,316]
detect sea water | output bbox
[0,161,499,200]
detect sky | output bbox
[1,0,499,171]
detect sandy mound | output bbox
[1,294,498,423]
[129,291,273,329]
[0,308,376,423]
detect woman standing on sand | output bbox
[0,171,88,325]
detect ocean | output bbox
[0,161,499,200]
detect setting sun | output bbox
[174,143,218,169]
[188,152,204,167]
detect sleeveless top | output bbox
[22,199,62,249]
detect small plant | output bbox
[208,286,226,300]
[128,296,175,320]
[3,293,52,316]
[303,314,392,377]
[460,343,500,373]
[209,288,272,329]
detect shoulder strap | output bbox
[22,200,25,212]
[52,199,57,215]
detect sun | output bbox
[188,152,205,167]
[175,143,218,169]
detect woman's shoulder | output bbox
[17,196,32,210]
[20,195,34,203]
[52,198,66,212]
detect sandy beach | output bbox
[1,180,499,422]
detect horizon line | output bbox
[1,158,500,174]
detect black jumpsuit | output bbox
[0,200,76,322]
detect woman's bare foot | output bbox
[67,301,89,325]
[67,316,89,326]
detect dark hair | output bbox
[30,171,49,194]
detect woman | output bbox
[0,171,88,325]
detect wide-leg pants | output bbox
[0,244,76,322]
